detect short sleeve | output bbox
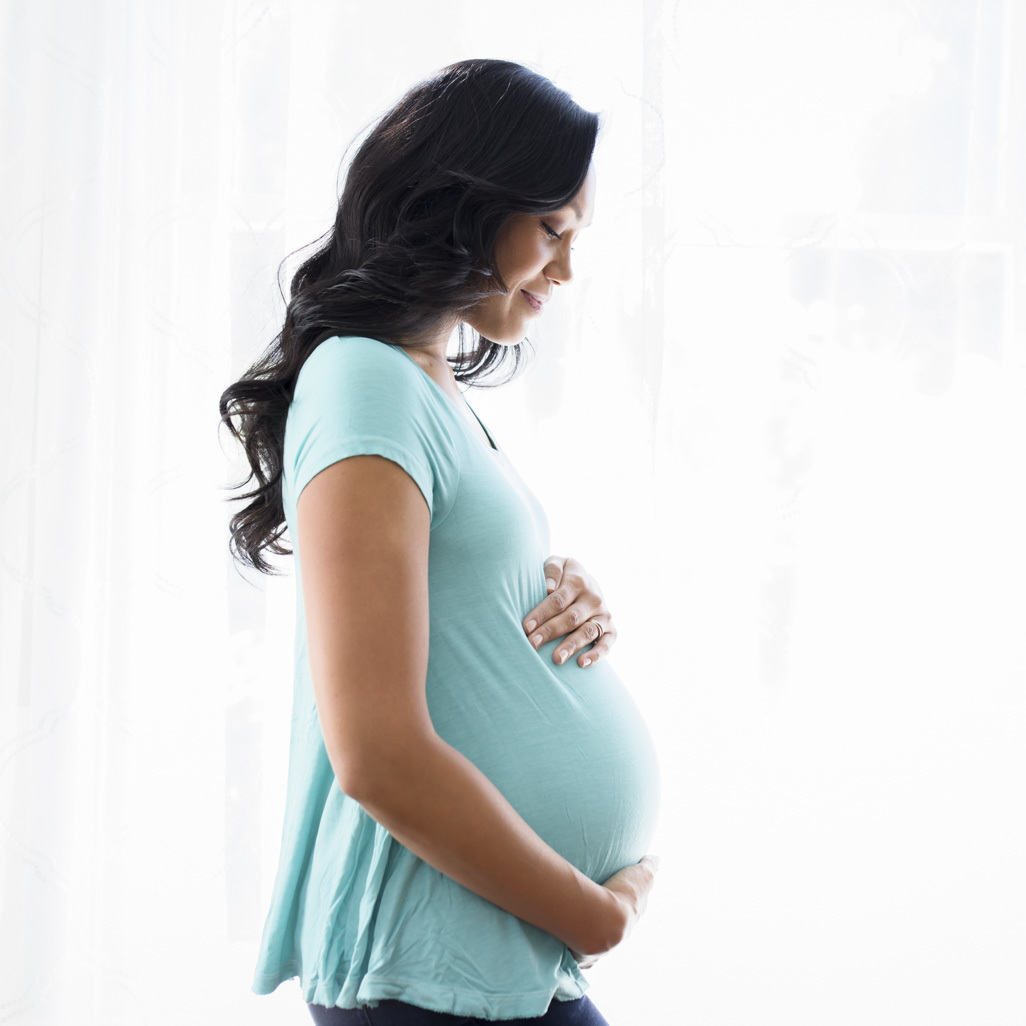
[283,335,460,527]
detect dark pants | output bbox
[307,995,611,1026]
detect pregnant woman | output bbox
[219,59,661,1025]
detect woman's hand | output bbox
[570,855,661,969]
[521,555,617,668]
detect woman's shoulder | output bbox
[297,335,420,390]
[285,333,460,521]
[316,333,392,353]
[304,334,405,368]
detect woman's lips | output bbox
[521,290,543,313]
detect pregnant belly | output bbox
[425,634,662,884]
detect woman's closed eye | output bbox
[542,221,575,251]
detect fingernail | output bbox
[545,579,556,591]
[524,619,537,633]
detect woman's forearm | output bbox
[343,731,623,956]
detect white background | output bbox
[1,0,1024,1023]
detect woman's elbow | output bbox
[330,727,434,804]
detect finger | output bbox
[522,572,579,638]
[543,554,566,593]
[552,617,610,666]
[575,621,617,666]
[526,596,599,652]
[576,637,612,668]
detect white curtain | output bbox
[2,1,1023,1023]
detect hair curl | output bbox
[218,58,600,575]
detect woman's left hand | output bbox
[522,555,616,668]
[571,948,602,970]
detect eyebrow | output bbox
[570,202,593,228]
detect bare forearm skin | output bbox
[342,730,624,957]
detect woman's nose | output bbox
[547,252,573,287]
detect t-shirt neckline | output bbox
[390,343,502,455]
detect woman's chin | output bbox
[467,325,526,346]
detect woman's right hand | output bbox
[570,854,661,968]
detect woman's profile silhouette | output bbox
[219,58,661,1026]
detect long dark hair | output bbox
[218,58,600,576]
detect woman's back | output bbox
[250,335,661,1018]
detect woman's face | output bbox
[465,162,596,344]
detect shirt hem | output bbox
[253,963,588,1021]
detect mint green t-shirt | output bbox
[251,335,661,1019]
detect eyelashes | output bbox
[541,221,576,252]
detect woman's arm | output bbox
[296,453,626,957]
